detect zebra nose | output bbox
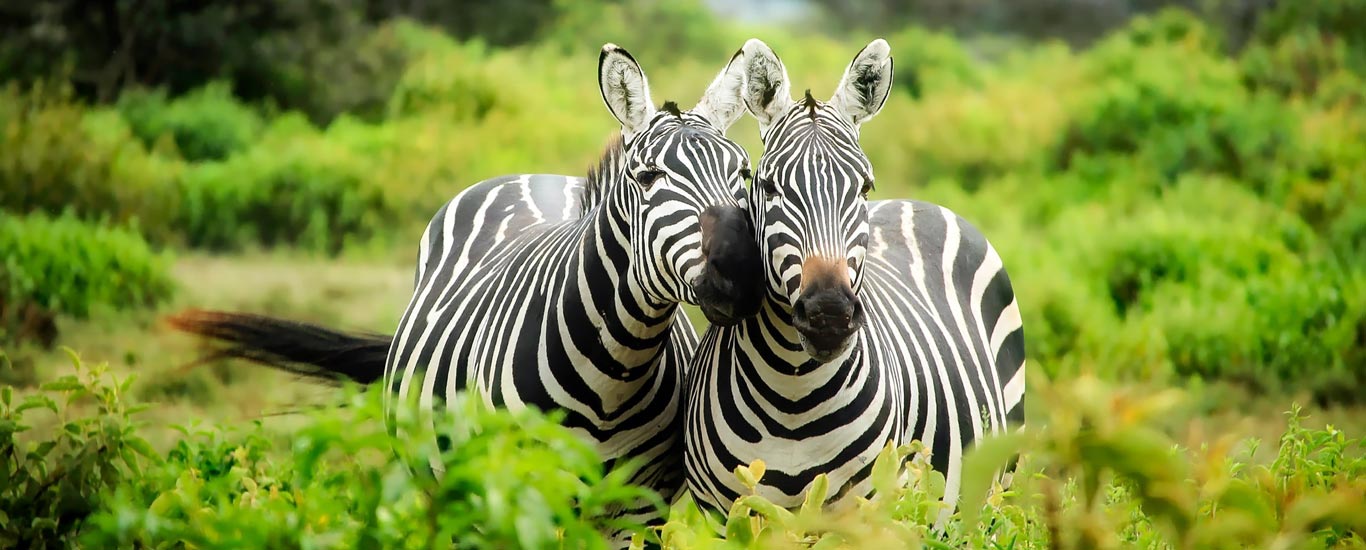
[792,285,863,353]
[696,205,763,325]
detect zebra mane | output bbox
[802,89,818,118]
[661,101,682,117]
[580,133,626,216]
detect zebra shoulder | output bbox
[866,198,1019,339]
[866,199,999,267]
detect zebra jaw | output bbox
[796,329,860,364]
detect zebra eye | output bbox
[759,177,779,197]
[635,169,665,188]
[859,179,875,198]
[739,168,752,182]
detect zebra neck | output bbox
[562,191,677,374]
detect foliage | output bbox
[176,119,394,254]
[0,83,181,242]
[0,214,174,347]
[117,82,263,162]
[653,375,1366,549]
[4,354,1363,550]
[1055,11,1294,191]
[0,354,158,548]
[22,358,653,550]
[0,0,412,122]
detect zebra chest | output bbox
[687,345,901,510]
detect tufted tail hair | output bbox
[165,310,391,385]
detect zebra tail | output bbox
[165,309,391,385]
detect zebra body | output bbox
[168,44,762,544]
[685,198,1025,511]
[382,44,761,521]
[683,39,1026,517]
[384,171,695,492]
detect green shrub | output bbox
[1242,27,1355,99]
[1276,106,1366,261]
[84,385,656,549]
[0,84,180,241]
[884,26,984,99]
[544,0,741,64]
[386,39,508,121]
[177,120,393,254]
[117,82,263,162]
[0,356,159,548]
[6,354,1366,550]
[1075,179,1366,400]
[1250,0,1366,77]
[654,375,1366,549]
[0,213,174,346]
[1055,23,1296,189]
[250,16,413,124]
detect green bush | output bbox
[5,355,1366,549]
[1098,181,1364,400]
[386,39,508,121]
[0,213,174,346]
[117,82,263,162]
[1055,18,1295,190]
[1250,0,1366,77]
[0,84,180,241]
[1242,27,1355,99]
[0,357,159,548]
[1274,106,1366,261]
[250,15,413,123]
[885,26,984,99]
[82,375,656,548]
[177,119,394,254]
[655,375,1366,549]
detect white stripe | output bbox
[990,299,1022,356]
[1004,360,1026,411]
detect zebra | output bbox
[170,43,764,539]
[682,39,1027,523]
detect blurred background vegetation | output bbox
[0,0,1364,546]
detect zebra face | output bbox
[625,112,762,324]
[739,38,893,362]
[600,44,764,325]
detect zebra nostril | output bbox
[849,300,864,330]
[792,299,808,321]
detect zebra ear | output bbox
[691,48,747,132]
[599,43,657,138]
[739,38,793,130]
[829,38,893,127]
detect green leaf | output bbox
[17,394,57,414]
[739,495,796,529]
[41,376,84,392]
[33,440,57,459]
[724,500,754,544]
[870,440,902,498]
[801,473,829,518]
[735,464,758,491]
[811,533,847,550]
[958,431,1029,531]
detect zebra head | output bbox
[599,44,763,326]
[739,38,894,362]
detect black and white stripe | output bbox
[683,39,1026,523]
[168,45,762,545]
[383,44,760,532]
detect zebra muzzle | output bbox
[695,205,763,326]
[793,256,865,362]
